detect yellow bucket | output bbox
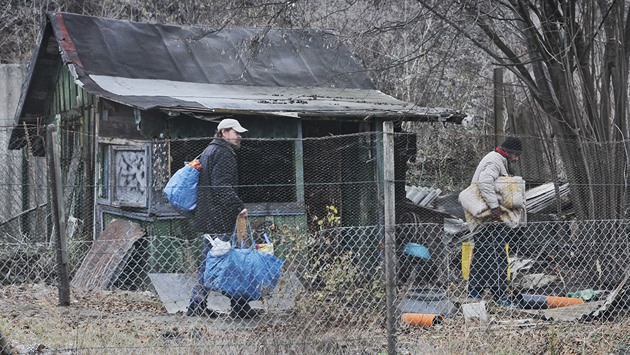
[461,242,474,280]
[461,241,511,281]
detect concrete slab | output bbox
[149,271,303,314]
[250,271,303,312]
[149,273,192,314]
[462,301,488,322]
[148,273,229,314]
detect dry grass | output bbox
[398,315,630,354]
[0,284,628,354]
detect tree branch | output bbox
[417,0,543,100]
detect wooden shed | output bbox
[9,12,464,256]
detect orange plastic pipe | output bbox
[401,313,444,327]
[546,296,584,308]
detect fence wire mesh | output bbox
[1,127,629,354]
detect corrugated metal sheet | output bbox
[84,75,458,119]
[518,300,605,322]
[515,265,630,322]
[71,219,146,290]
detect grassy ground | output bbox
[1,284,628,354]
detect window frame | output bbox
[97,141,150,209]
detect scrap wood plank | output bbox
[71,219,146,290]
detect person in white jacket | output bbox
[467,137,522,305]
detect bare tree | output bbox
[417,0,630,219]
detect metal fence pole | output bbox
[383,121,397,354]
[493,67,505,146]
[46,124,70,306]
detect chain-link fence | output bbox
[1,127,629,354]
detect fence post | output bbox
[494,67,505,146]
[46,124,71,306]
[382,121,397,354]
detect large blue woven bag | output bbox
[204,241,283,301]
[163,163,199,212]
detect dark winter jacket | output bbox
[194,138,244,234]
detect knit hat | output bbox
[500,137,522,155]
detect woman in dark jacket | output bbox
[467,137,522,306]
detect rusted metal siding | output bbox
[71,219,146,289]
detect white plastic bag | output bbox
[204,234,232,257]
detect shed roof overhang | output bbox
[83,74,465,122]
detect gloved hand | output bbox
[490,207,503,222]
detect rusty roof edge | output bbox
[48,12,84,68]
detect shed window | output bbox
[112,146,148,207]
[98,143,149,208]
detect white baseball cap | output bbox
[217,118,248,133]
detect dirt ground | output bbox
[1,283,629,354]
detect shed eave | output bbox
[81,75,464,123]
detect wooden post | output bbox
[46,124,71,306]
[382,121,397,354]
[494,67,505,147]
[295,121,305,204]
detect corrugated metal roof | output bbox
[51,12,374,89]
[83,75,458,119]
[10,12,465,150]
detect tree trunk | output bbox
[435,0,630,219]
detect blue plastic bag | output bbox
[204,244,283,301]
[163,163,199,212]
[402,242,431,260]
